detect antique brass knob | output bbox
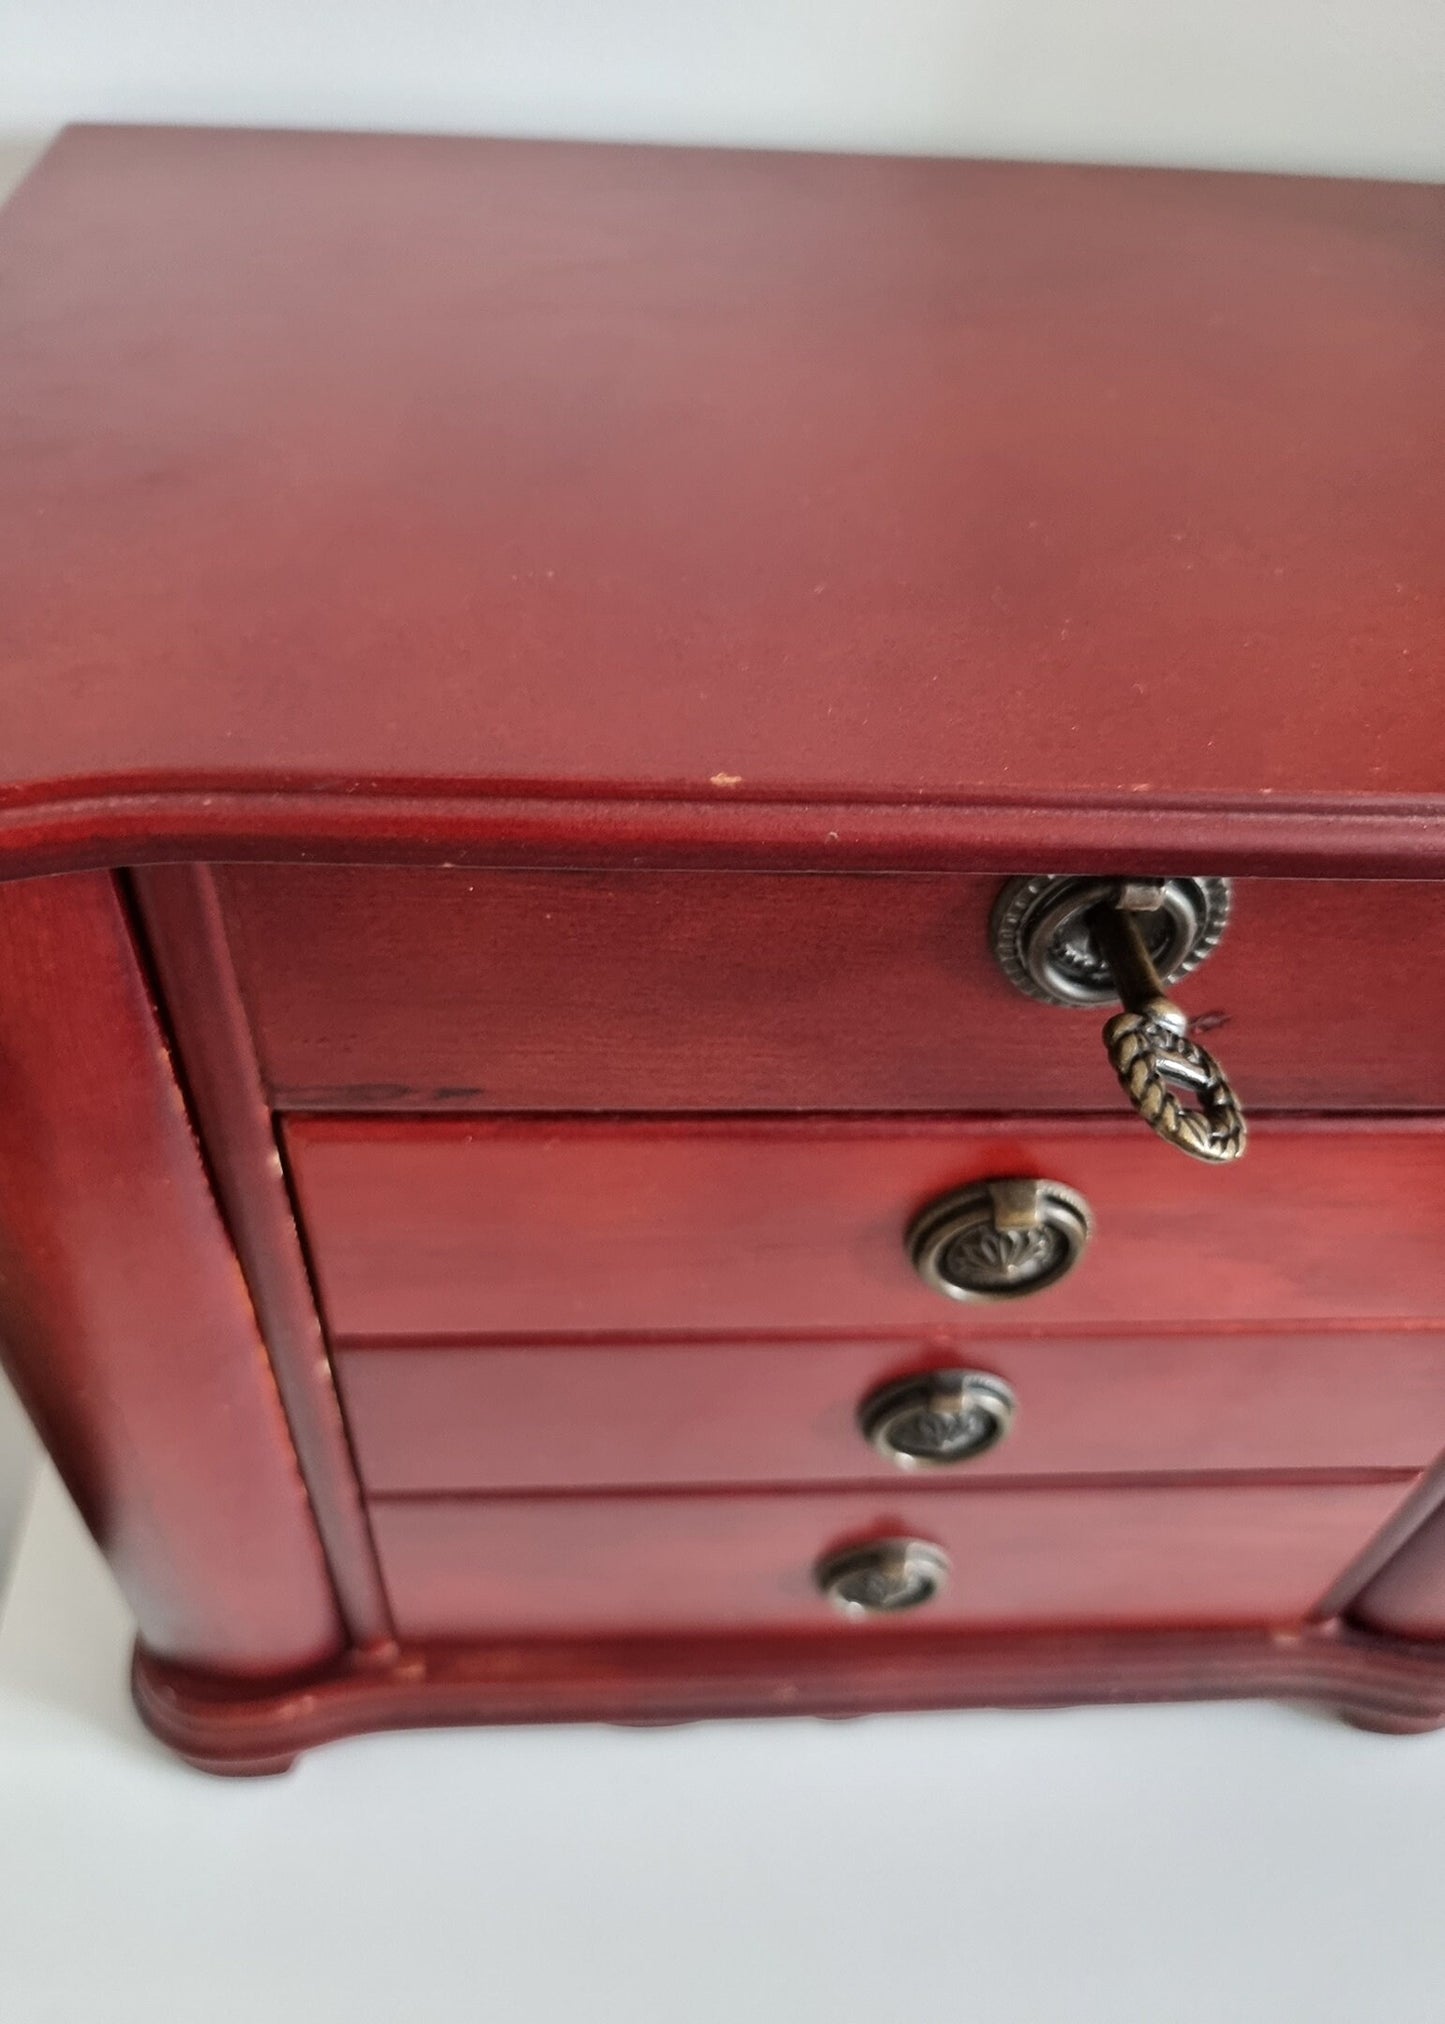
[815,1538,951,1618]
[909,1177,1092,1302]
[860,1369,1017,1468]
[991,874,1246,1164]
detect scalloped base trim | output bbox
[131,1620,1445,1774]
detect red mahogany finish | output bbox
[0,131,1442,886]
[1353,1509,1445,1641]
[131,865,395,1649]
[218,867,1445,1115]
[133,1624,1445,1776]
[336,1331,1445,1494]
[1,127,1445,1769]
[288,1116,1445,1339]
[369,1480,1415,1641]
[0,873,343,1676]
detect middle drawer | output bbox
[336,1329,1445,1493]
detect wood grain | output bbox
[132,864,395,1649]
[0,872,343,1675]
[0,129,1442,885]
[1,124,1443,1766]
[131,1617,1445,1775]
[287,1115,1445,1340]
[219,866,1445,1113]
[335,1328,1445,1494]
[1351,1500,1445,1639]
[367,1479,1413,1640]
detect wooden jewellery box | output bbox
[2,124,1444,1771]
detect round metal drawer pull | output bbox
[908,1176,1093,1302]
[816,1538,951,1618]
[860,1369,1017,1469]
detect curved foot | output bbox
[181,1750,300,1777]
[1340,1708,1445,1737]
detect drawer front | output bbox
[336,1330,1445,1494]
[220,867,1445,1113]
[287,1117,1445,1339]
[370,1480,1412,1640]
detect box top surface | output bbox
[1,125,1442,872]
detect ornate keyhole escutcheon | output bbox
[990,874,1246,1164]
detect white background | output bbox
[1,11,1445,2020]
[7,1465,1445,2024]
[1,0,1444,180]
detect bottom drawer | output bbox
[371,1478,1413,1641]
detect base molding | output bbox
[132,1619,1445,1773]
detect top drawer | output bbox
[217,867,1445,1115]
